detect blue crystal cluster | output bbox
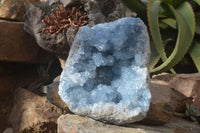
[59,17,151,124]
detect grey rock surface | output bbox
[58,114,200,133]
[3,128,13,133]
[57,114,148,133]
[47,76,70,112]
[0,20,55,64]
[59,17,151,124]
[9,87,62,132]
[24,0,135,59]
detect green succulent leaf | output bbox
[162,0,187,7]
[148,0,176,73]
[150,31,175,71]
[150,41,161,71]
[159,22,169,29]
[158,4,172,18]
[189,41,200,72]
[195,13,200,35]
[193,0,200,6]
[151,1,195,74]
[161,18,177,29]
[147,0,167,62]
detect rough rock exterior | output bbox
[57,114,147,133]
[0,20,55,63]
[59,17,151,124]
[57,114,200,133]
[47,76,70,112]
[153,73,200,111]
[0,0,40,21]
[9,87,63,132]
[143,80,176,124]
[0,0,26,21]
[24,0,135,59]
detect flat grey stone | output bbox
[57,114,148,133]
[59,17,151,124]
[58,114,200,133]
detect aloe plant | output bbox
[121,0,200,74]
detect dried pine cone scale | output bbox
[40,3,88,34]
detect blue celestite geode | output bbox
[59,17,151,124]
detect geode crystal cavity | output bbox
[59,17,151,124]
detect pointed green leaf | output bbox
[158,4,170,18]
[195,13,200,35]
[150,41,160,71]
[161,18,177,29]
[148,0,175,73]
[147,0,168,62]
[162,0,187,7]
[193,0,200,6]
[189,41,200,72]
[159,22,169,29]
[151,2,195,74]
